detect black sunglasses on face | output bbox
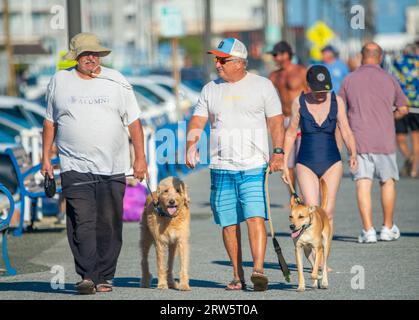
[272,52,286,57]
[214,57,239,65]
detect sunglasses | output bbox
[272,52,286,57]
[214,57,239,65]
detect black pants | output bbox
[61,170,126,285]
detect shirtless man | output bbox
[269,41,308,190]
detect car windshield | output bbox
[0,105,25,119]
[28,111,45,127]
[0,122,19,139]
[0,112,32,128]
[132,85,164,105]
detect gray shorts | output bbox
[352,153,399,182]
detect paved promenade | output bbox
[0,167,418,300]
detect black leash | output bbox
[287,181,303,205]
[264,167,291,283]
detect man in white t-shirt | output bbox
[186,38,285,291]
[41,33,148,295]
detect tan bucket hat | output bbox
[63,33,111,61]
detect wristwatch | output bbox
[273,147,285,155]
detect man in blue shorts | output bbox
[186,38,284,291]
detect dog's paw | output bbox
[178,282,191,291]
[320,281,328,289]
[140,273,152,288]
[168,280,177,289]
[157,283,169,290]
[296,286,305,292]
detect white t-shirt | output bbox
[46,67,141,175]
[193,72,282,171]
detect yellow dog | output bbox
[289,179,332,292]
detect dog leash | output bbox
[71,174,134,186]
[264,167,291,283]
[285,175,303,205]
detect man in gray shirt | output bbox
[42,33,148,294]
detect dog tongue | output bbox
[291,229,302,239]
[167,207,177,216]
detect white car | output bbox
[0,96,46,128]
[127,77,180,123]
[133,92,170,128]
[0,116,27,150]
[145,75,200,107]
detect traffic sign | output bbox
[306,21,335,48]
[160,6,184,38]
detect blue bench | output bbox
[0,183,17,275]
[0,147,61,237]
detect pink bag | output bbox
[123,183,148,222]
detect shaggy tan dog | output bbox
[140,176,191,291]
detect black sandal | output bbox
[96,281,113,293]
[76,279,96,295]
[225,279,246,291]
[250,271,268,291]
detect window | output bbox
[132,85,164,105]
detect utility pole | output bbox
[280,0,288,42]
[363,0,375,41]
[172,37,181,121]
[66,0,82,43]
[203,0,212,83]
[264,0,280,51]
[3,0,17,96]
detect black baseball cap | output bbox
[269,41,293,58]
[321,45,338,56]
[306,65,333,92]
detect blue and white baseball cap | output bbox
[207,38,248,59]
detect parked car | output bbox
[0,96,46,128]
[0,116,26,150]
[126,77,180,123]
[133,91,170,128]
[145,75,200,106]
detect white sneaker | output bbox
[358,227,377,243]
[379,225,401,241]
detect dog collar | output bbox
[152,201,174,219]
[292,215,313,239]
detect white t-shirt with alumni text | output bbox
[46,67,141,175]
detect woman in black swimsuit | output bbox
[282,65,358,234]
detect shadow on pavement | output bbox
[332,235,358,242]
[198,201,284,209]
[331,232,419,242]
[273,232,291,237]
[113,277,225,289]
[212,260,311,273]
[8,227,66,234]
[268,282,298,291]
[113,277,141,288]
[0,282,76,295]
[400,232,419,238]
